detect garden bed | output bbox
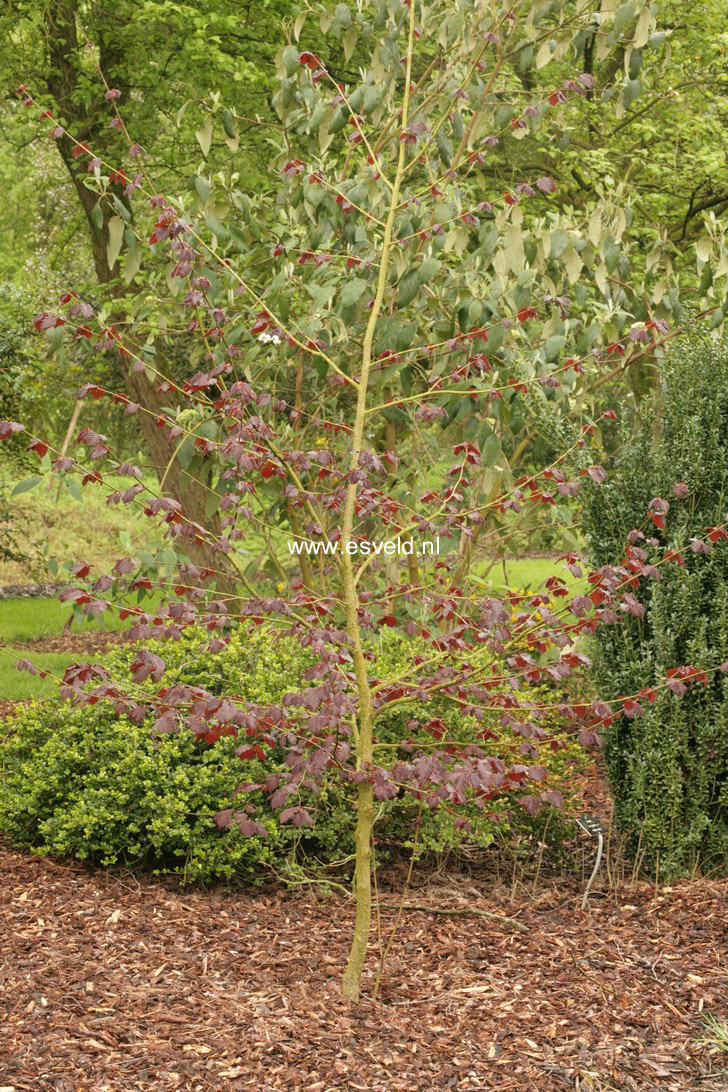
[1,843,726,1091]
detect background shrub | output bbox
[0,628,585,883]
[583,332,728,878]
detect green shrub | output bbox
[0,703,276,882]
[0,627,586,883]
[582,332,728,878]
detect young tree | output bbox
[4,0,727,1001]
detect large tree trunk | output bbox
[45,1,229,581]
[122,366,225,578]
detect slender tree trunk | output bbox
[287,501,315,591]
[48,397,83,491]
[340,746,375,1000]
[340,2,416,1002]
[58,398,83,459]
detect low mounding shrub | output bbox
[583,332,728,879]
[0,628,586,884]
[0,701,276,883]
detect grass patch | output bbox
[1,473,165,585]
[700,1014,728,1053]
[0,594,162,701]
[0,597,120,644]
[475,555,582,594]
[0,650,73,701]
[0,593,164,645]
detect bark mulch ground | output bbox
[1,845,726,1091]
[12,631,133,657]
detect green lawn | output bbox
[0,593,158,703]
[0,556,583,703]
[0,650,76,701]
[0,595,131,644]
[475,555,584,594]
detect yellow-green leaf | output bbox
[107,216,125,271]
[195,115,213,158]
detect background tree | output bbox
[0,0,293,565]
